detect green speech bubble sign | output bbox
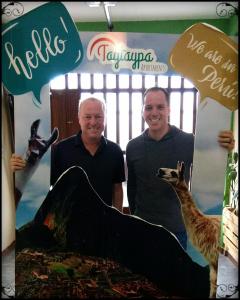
[2,2,84,107]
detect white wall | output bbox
[2,86,15,251]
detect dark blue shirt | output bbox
[126,125,194,233]
[51,132,125,206]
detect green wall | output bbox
[76,16,238,36]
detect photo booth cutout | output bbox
[14,119,59,207]
[14,86,53,229]
[1,1,84,228]
[16,166,210,298]
[4,6,236,296]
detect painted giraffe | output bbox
[156,161,221,298]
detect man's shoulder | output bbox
[173,126,194,140]
[54,134,77,149]
[105,138,123,152]
[171,127,194,152]
[126,134,144,150]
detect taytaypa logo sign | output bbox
[2,2,84,107]
[169,23,238,111]
[87,33,168,74]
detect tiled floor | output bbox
[1,246,238,298]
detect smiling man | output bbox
[50,97,125,212]
[126,86,234,249]
[11,96,125,212]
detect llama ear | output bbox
[177,161,181,171]
[179,161,185,180]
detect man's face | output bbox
[143,90,170,132]
[79,100,105,140]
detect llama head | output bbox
[156,161,185,186]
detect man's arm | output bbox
[112,183,123,212]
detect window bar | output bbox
[90,74,94,94]
[129,76,132,141]
[193,90,198,134]
[179,77,184,130]
[65,74,68,89]
[167,76,171,90]
[155,75,158,87]
[116,74,120,145]
[103,74,108,137]
[77,73,80,90]
[79,73,82,90]
[167,76,171,124]
[141,76,145,132]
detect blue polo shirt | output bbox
[51,132,125,206]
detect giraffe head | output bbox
[156,161,186,187]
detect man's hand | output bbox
[10,154,26,172]
[218,130,235,151]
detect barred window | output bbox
[50,73,198,151]
[50,73,199,208]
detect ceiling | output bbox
[1,1,238,24]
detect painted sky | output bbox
[191,98,231,214]
[15,86,52,229]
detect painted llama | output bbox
[156,161,221,298]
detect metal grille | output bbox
[51,73,199,152]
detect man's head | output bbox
[78,97,106,141]
[142,87,170,135]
